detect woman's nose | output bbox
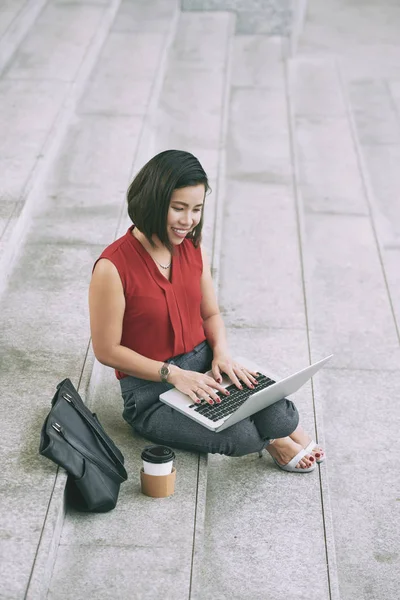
[179,213,191,226]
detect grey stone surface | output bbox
[227,87,291,184]
[232,35,284,89]
[112,0,178,33]
[4,2,105,81]
[304,213,400,372]
[201,454,329,600]
[47,114,143,192]
[382,247,400,331]
[349,80,400,146]
[313,368,400,600]
[294,116,368,216]
[301,0,400,52]
[79,32,166,116]
[0,540,41,600]
[48,545,191,600]
[0,0,48,75]
[289,58,346,118]
[0,1,27,39]
[300,1,400,80]
[0,79,68,235]
[357,144,400,244]
[169,11,233,68]
[183,0,295,35]
[219,181,306,330]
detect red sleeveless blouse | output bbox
[94,226,206,379]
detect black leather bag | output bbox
[40,378,128,512]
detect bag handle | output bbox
[58,379,128,481]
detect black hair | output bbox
[127,150,210,252]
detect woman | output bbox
[89,150,325,472]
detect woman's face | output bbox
[166,184,205,245]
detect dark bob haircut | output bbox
[127,150,210,252]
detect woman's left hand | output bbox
[211,354,259,390]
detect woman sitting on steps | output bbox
[89,150,325,472]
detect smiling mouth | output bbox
[172,228,191,234]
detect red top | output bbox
[94,226,206,379]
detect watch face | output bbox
[160,365,170,376]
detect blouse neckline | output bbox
[127,225,177,287]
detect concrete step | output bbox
[288,53,400,600]
[0,0,121,299]
[0,1,179,598]
[0,0,47,75]
[346,78,400,329]
[150,10,235,267]
[45,9,235,599]
[195,36,334,600]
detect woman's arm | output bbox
[200,247,258,388]
[89,259,165,381]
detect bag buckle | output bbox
[52,422,62,434]
[62,393,73,403]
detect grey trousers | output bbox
[120,341,299,457]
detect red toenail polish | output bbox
[310,456,315,462]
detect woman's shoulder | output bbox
[93,228,139,283]
[100,229,132,259]
[179,238,203,270]
[180,238,202,256]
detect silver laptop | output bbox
[159,355,333,432]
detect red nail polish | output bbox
[216,398,221,404]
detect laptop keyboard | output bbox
[188,373,276,422]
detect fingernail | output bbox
[195,399,201,404]
[250,384,254,389]
[209,400,214,405]
[217,378,222,383]
[216,398,221,404]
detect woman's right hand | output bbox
[168,366,230,405]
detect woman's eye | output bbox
[173,207,183,212]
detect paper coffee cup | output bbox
[141,445,175,476]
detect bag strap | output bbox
[58,379,128,481]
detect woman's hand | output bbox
[211,354,259,390]
[168,366,230,405]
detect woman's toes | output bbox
[297,454,314,469]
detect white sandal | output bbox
[304,440,326,464]
[271,447,317,473]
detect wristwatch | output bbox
[159,362,171,383]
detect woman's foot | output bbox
[266,437,315,470]
[289,425,325,462]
